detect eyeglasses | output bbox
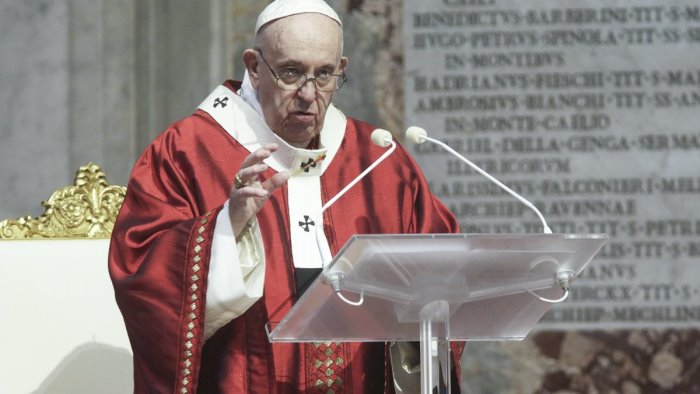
[256,48,347,92]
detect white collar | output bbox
[197,83,346,175]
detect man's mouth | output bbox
[291,111,315,123]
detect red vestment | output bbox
[109,81,460,393]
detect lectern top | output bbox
[267,233,607,342]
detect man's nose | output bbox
[297,79,317,101]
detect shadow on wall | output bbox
[31,342,133,394]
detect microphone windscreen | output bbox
[371,129,393,148]
[405,126,427,144]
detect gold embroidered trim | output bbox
[178,210,214,394]
[309,341,346,392]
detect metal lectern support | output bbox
[420,300,450,394]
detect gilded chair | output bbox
[0,163,133,393]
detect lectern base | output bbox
[420,300,451,394]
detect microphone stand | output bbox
[314,129,397,305]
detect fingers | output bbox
[230,144,288,208]
[228,150,288,238]
[261,171,290,193]
[237,163,269,184]
[240,143,278,169]
[235,143,279,185]
[231,184,269,202]
[233,172,288,207]
[229,170,287,216]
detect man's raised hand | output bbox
[228,143,289,237]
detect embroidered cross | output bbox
[300,158,318,173]
[214,97,229,108]
[290,154,326,178]
[298,215,315,232]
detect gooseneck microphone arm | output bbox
[320,131,397,223]
[406,126,552,234]
[405,127,572,304]
[315,129,397,306]
[315,129,397,268]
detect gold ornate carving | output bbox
[0,163,126,239]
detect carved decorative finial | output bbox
[0,163,126,239]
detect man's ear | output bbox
[339,56,349,74]
[242,49,260,88]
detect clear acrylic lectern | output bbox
[267,233,608,393]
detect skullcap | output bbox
[255,0,342,34]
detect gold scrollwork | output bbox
[0,163,126,239]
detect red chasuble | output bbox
[109,81,461,393]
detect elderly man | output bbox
[109,0,460,392]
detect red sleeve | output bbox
[108,126,220,394]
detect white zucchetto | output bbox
[255,0,342,34]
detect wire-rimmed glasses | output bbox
[256,48,347,92]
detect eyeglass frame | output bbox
[255,48,347,92]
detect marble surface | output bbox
[462,330,700,393]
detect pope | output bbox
[109,0,462,392]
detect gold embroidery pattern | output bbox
[178,212,214,394]
[0,163,125,239]
[308,341,346,394]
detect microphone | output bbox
[405,126,552,233]
[315,129,396,306]
[371,128,393,148]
